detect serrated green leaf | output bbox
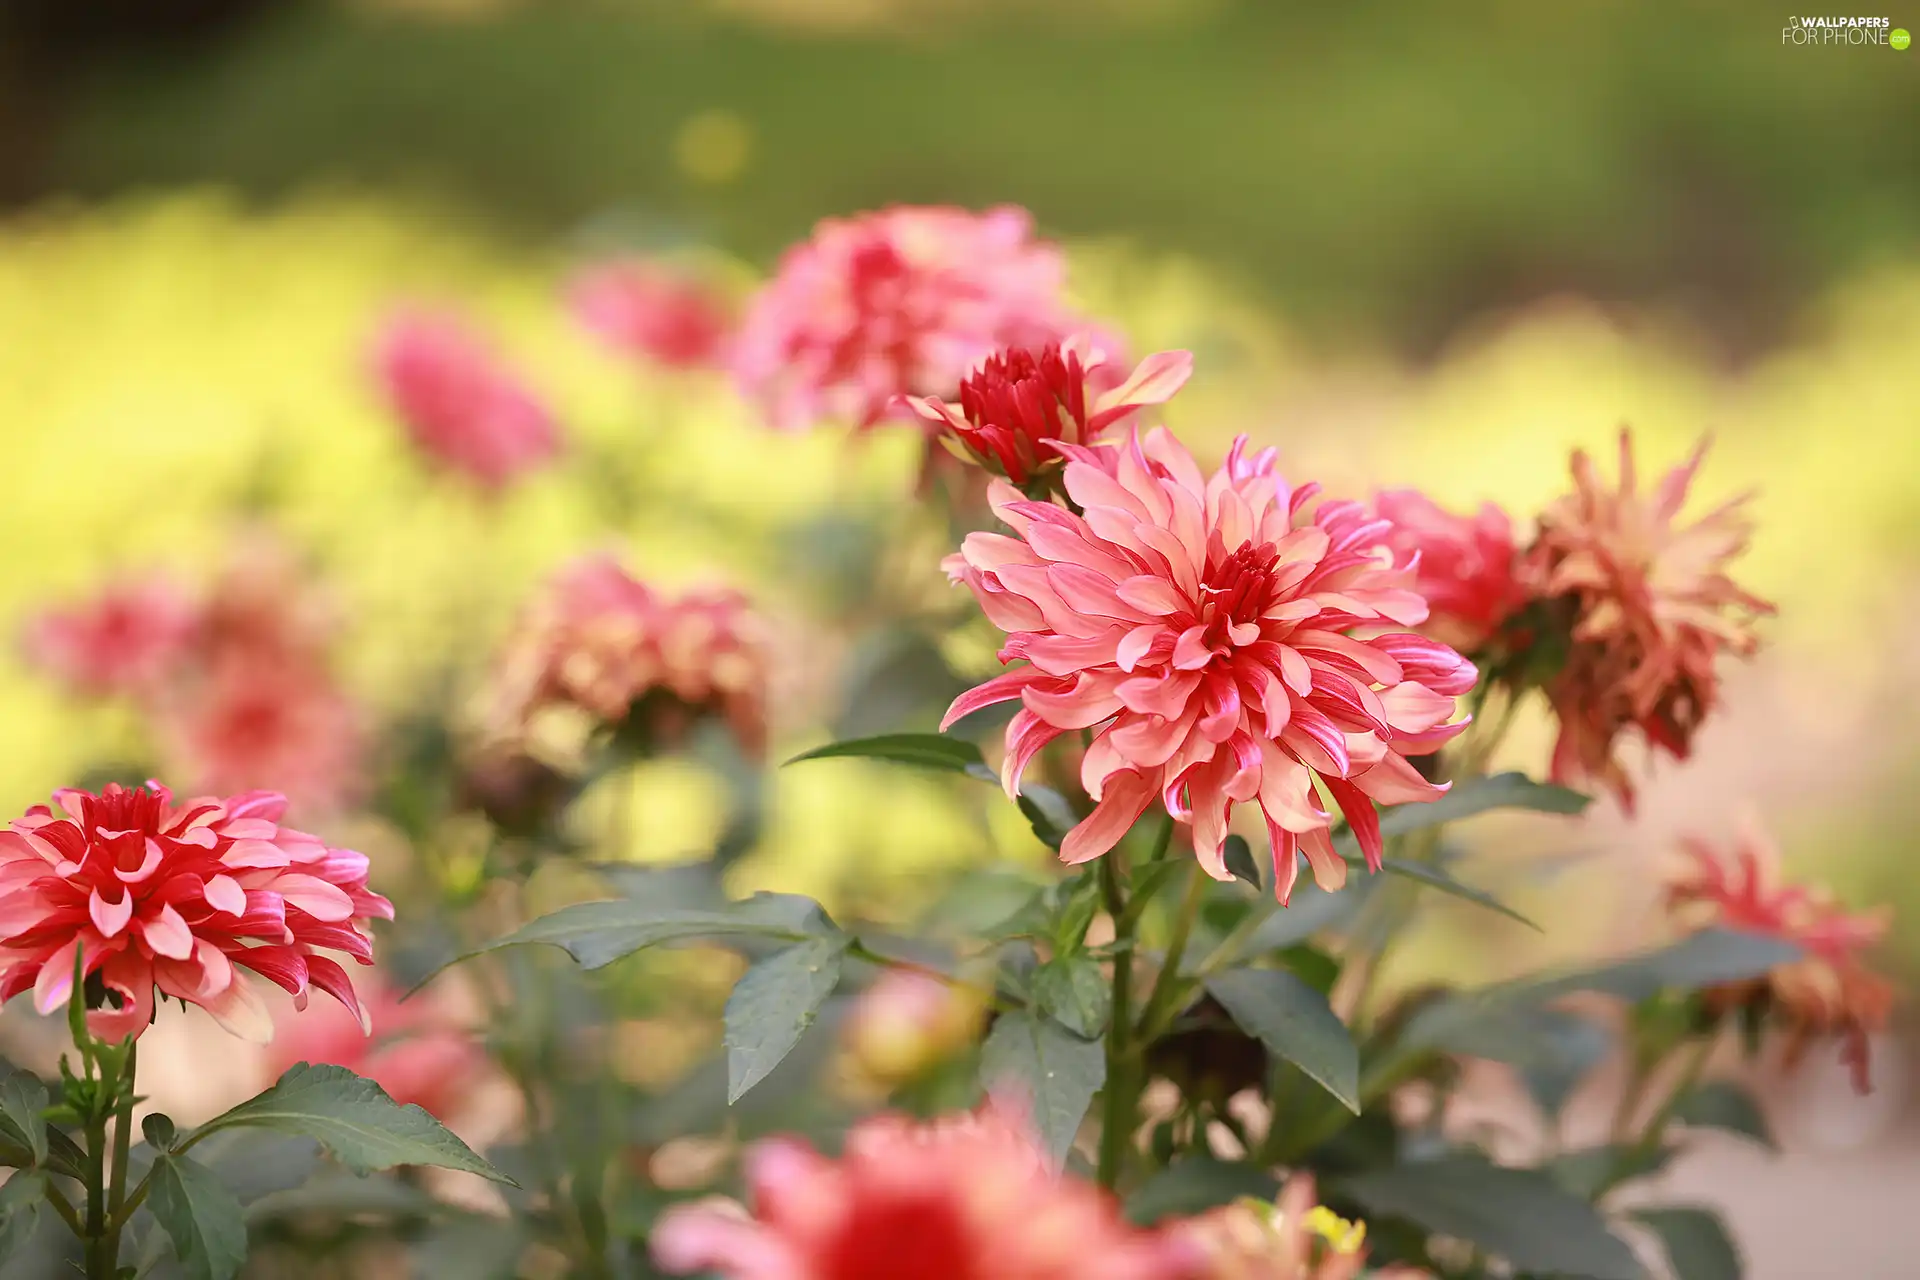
[0,1074,48,1168]
[1032,956,1111,1038]
[725,937,848,1103]
[1204,967,1358,1112]
[1634,1205,1742,1280]
[0,1169,46,1259]
[979,1012,1104,1165]
[786,733,994,782]
[436,891,836,974]
[1671,1080,1776,1150]
[1341,1156,1640,1280]
[149,1153,249,1280]
[190,1063,510,1183]
[1124,1159,1278,1225]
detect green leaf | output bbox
[1032,955,1111,1038]
[1230,877,1367,962]
[439,891,836,973]
[979,1012,1104,1165]
[0,1169,46,1259]
[1634,1205,1742,1280]
[148,1152,250,1280]
[1017,785,1079,850]
[1361,772,1591,840]
[1124,1159,1277,1225]
[1341,1155,1640,1280]
[1222,835,1261,889]
[725,937,848,1103]
[0,1074,48,1168]
[1358,856,1540,930]
[1204,967,1358,1112]
[1671,1080,1776,1151]
[143,1112,179,1152]
[786,733,995,782]
[1546,1142,1676,1199]
[191,1063,511,1183]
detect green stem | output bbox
[44,1182,83,1237]
[85,1111,109,1279]
[1095,844,1136,1191]
[1632,1035,1715,1156]
[101,1042,136,1272]
[1134,865,1207,1046]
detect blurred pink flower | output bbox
[1375,490,1526,654]
[842,968,985,1086]
[20,576,197,699]
[569,262,733,369]
[489,553,768,757]
[1523,431,1773,809]
[266,973,482,1120]
[901,338,1192,486]
[373,310,562,491]
[942,427,1476,903]
[1169,1174,1421,1280]
[733,205,1073,430]
[1668,828,1895,1092]
[651,1103,1187,1280]
[0,782,392,1044]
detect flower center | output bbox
[1198,541,1280,647]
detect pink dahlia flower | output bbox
[489,553,768,757]
[732,205,1072,430]
[373,310,562,492]
[266,973,482,1120]
[0,783,392,1044]
[1668,829,1894,1092]
[1375,490,1527,654]
[651,1104,1187,1280]
[901,338,1193,487]
[942,428,1476,903]
[569,262,733,369]
[20,575,197,699]
[1523,431,1773,808]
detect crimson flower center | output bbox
[1197,542,1281,648]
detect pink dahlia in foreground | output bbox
[1170,1175,1424,1280]
[373,310,562,492]
[569,261,733,369]
[267,973,482,1120]
[733,205,1072,430]
[20,575,197,699]
[1375,490,1527,654]
[1668,829,1894,1092]
[901,338,1193,487]
[943,428,1476,903]
[651,1104,1187,1280]
[0,783,392,1043]
[489,553,768,756]
[1523,431,1772,808]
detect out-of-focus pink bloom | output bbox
[372,310,562,492]
[569,262,733,369]
[1375,491,1526,654]
[651,1103,1188,1280]
[732,205,1073,430]
[1523,431,1772,809]
[1668,829,1895,1093]
[0,782,392,1044]
[489,553,768,757]
[1168,1175,1423,1280]
[266,974,482,1120]
[942,427,1476,903]
[842,968,985,1086]
[20,576,197,699]
[901,338,1193,487]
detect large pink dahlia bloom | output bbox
[651,1104,1188,1280]
[0,783,392,1044]
[943,429,1477,902]
[732,205,1072,430]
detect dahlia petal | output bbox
[942,667,1047,731]
[1001,709,1066,799]
[306,954,372,1035]
[223,839,292,871]
[89,887,133,938]
[204,874,247,916]
[1021,676,1123,730]
[139,904,195,960]
[33,936,83,1014]
[1087,350,1193,430]
[1059,770,1155,865]
[1266,824,1302,905]
[273,874,356,923]
[1323,775,1384,873]
[232,944,309,995]
[1115,575,1184,616]
[1115,623,1162,673]
[87,960,156,1043]
[1351,753,1449,806]
[118,839,165,884]
[1298,826,1348,894]
[198,970,273,1044]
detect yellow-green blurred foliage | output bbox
[1,195,1915,960]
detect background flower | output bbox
[19,576,197,700]
[1374,490,1526,655]
[569,261,733,369]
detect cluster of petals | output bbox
[20,575,198,699]
[0,782,392,1045]
[489,553,768,756]
[569,261,733,370]
[372,309,563,492]
[942,427,1476,903]
[1170,1176,1424,1280]
[651,1103,1190,1280]
[1667,829,1894,1092]
[1374,490,1527,654]
[267,972,483,1120]
[731,205,1073,430]
[901,337,1193,486]
[1523,431,1773,808]
[842,967,986,1087]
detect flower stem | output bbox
[1095,843,1135,1191]
[1134,865,1207,1046]
[1631,1035,1716,1156]
[101,1043,137,1276]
